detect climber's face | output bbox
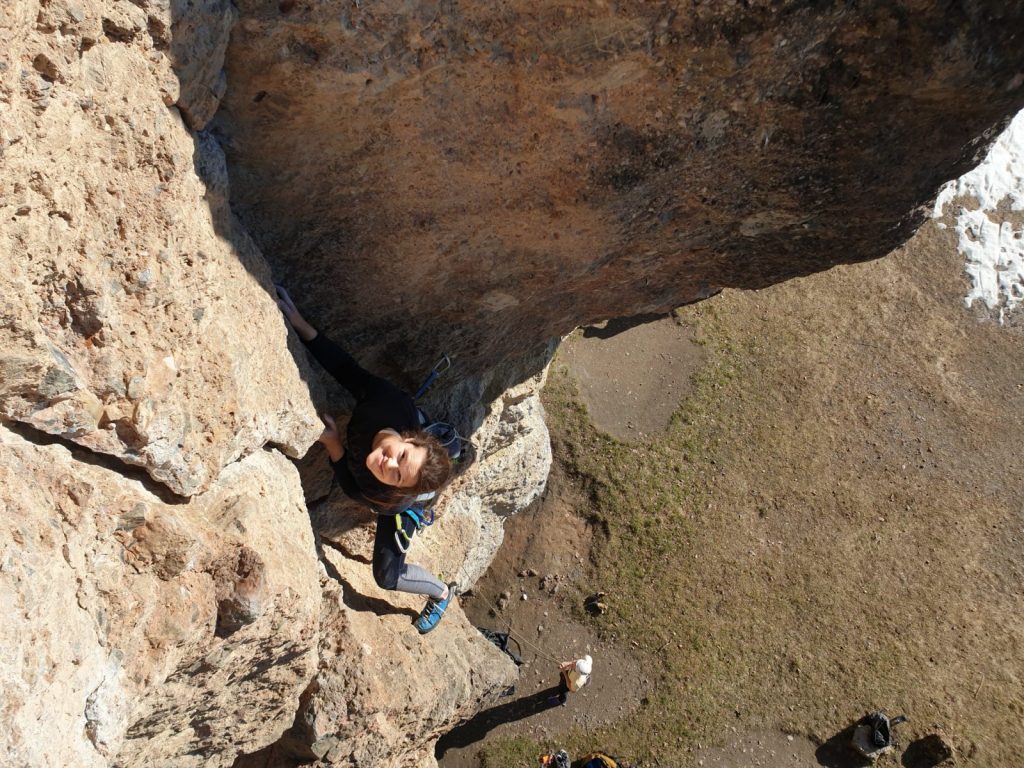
[367,430,426,488]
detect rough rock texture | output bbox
[2,6,551,767]
[433,372,553,588]
[218,0,1024,386]
[0,0,320,496]
[309,546,519,768]
[236,546,519,768]
[7,1,1024,767]
[166,0,236,130]
[238,369,548,767]
[0,424,320,767]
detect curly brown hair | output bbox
[401,429,452,495]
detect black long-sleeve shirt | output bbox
[303,332,420,510]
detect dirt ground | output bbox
[438,216,1024,768]
[555,316,706,442]
[437,463,647,768]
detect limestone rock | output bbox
[437,372,552,588]
[0,425,321,767]
[218,0,1024,387]
[237,546,519,768]
[11,3,1024,768]
[0,0,320,496]
[167,0,237,129]
[257,372,548,766]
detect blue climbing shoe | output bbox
[415,582,457,634]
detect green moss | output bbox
[478,306,780,766]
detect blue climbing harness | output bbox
[394,505,435,553]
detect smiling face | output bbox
[366,430,428,488]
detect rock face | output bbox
[0,381,539,768]
[0,0,320,496]
[166,0,236,130]
[217,0,1024,384]
[0,425,320,767]
[265,374,549,766]
[238,546,519,768]
[5,1,1024,767]
[436,372,554,588]
[2,3,547,767]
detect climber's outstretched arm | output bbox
[275,284,384,401]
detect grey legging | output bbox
[372,511,446,599]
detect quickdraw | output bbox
[410,353,471,466]
[413,354,452,401]
[394,506,435,554]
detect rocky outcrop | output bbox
[6,1,1024,767]
[218,0,1024,386]
[238,546,519,768]
[430,372,553,588]
[166,0,236,130]
[1,3,547,766]
[0,424,320,767]
[1,0,320,496]
[261,374,549,766]
[0,398,543,768]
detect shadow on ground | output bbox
[436,686,566,758]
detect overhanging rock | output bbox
[218,0,1024,385]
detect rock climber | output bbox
[275,285,456,634]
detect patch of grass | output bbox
[479,735,552,768]
[478,261,1024,767]
[497,306,775,764]
[544,305,765,618]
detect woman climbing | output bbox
[276,285,456,634]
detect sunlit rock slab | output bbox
[0,0,320,496]
[0,425,321,767]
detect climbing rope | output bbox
[479,592,562,666]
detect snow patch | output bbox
[933,110,1024,321]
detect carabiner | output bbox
[432,354,452,375]
[394,513,413,553]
